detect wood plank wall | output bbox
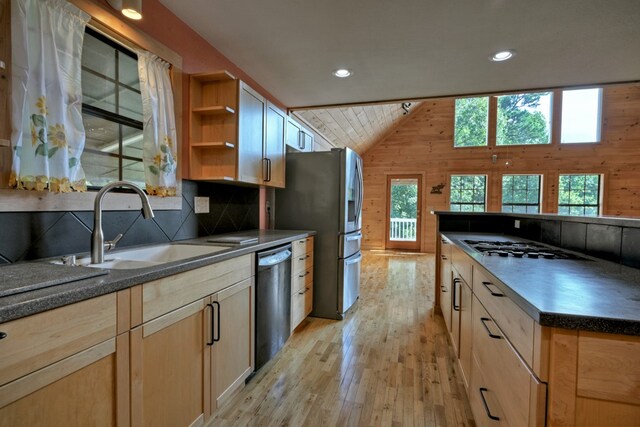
[361,84,640,253]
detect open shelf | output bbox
[192,106,235,116]
[191,70,236,82]
[190,141,235,149]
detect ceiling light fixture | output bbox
[106,0,143,20]
[490,50,515,62]
[333,68,352,78]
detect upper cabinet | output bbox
[188,71,285,188]
[286,116,314,152]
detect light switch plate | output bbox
[194,197,210,214]
[514,220,521,229]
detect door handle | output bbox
[212,301,221,343]
[206,303,215,346]
[262,158,269,182]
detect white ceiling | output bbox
[160,0,640,108]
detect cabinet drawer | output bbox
[292,251,313,276]
[142,254,253,323]
[292,267,313,294]
[0,294,117,386]
[473,266,534,366]
[292,237,313,259]
[472,297,546,427]
[291,283,313,330]
[451,244,472,285]
[469,353,506,427]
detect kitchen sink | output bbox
[49,244,229,270]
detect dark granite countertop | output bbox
[434,211,640,228]
[0,229,315,323]
[442,232,640,336]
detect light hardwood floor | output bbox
[209,250,474,427]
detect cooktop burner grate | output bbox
[463,240,583,260]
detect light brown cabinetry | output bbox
[286,116,314,152]
[0,294,122,427]
[188,71,285,187]
[439,236,453,333]
[209,277,254,410]
[291,236,314,331]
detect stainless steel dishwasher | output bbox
[254,243,292,372]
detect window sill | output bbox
[0,189,182,211]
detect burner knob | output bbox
[541,252,555,259]
[527,252,539,259]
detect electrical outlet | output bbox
[194,197,210,214]
[514,219,521,229]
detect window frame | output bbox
[557,173,602,217]
[501,174,542,213]
[449,174,487,212]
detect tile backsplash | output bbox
[0,180,259,264]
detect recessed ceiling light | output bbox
[490,50,516,62]
[333,68,352,78]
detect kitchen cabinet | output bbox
[451,267,472,387]
[188,71,285,187]
[286,116,314,152]
[209,277,255,410]
[130,254,254,425]
[0,294,123,427]
[291,236,314,331]
[439,235,453,333]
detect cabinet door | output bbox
[265,102,286,188]
[0,340,119,427]
[131,300,206,427]
[210,277,254,411]
[238,82,265,185]
[440,244,452,333]
[286,118,301,150]
[459,281,473,389]
[451,273,462,354]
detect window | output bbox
[450,175,486,212]
[454,97,489,147]
[497,92,552,145]
[81,28,144,188]
[502,175,541,213]
[558,174,601,216]
[561,88,602,144]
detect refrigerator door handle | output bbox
[345,253,362,265]
[346,232,363,241]
[355,158,364,223]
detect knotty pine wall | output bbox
[362,84,640,253]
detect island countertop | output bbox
[442,232,640,336]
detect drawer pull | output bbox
[206,303,215,346]
[298,287,310,295]
[0,332,6,340]
[452,278,460,311]
[480,317,502,339]
[481,281,504,297]
[298,271,310,278]
[298,255,310,260]
[212,301,221,343]
[441,255,447,260]
[479,388,500,421]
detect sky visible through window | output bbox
[561,88,602,143]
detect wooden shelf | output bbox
[192,106,235,116]
[191,70,236,82]
[190,141,235,149]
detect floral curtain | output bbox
[10,0,90,192]
[137,51,178,197]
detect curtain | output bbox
[137,51,178,197]
[10,0,90,192]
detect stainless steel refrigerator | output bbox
[275,148,363,320]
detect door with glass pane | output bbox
[386,175,422,250]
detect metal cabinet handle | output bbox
[298,255,310,260]
[452,279,460,311]
[480,317,502,339]
[206,303,215,346]
[479,388,500,421]
[298,271,310,278]
[298,287,310,295]
[267,158,272,182]
[441,255,448,260]
[0,332,7,340]
[482,281,504,297]
[212,301,221,343]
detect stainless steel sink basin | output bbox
[50,244,229,270]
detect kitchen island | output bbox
[435,212,640,427]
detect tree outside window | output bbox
[558,174,601,216]
[502,175,541,213]
[497,92,552,145]
[450,175,486,212]
[454,97,489,147]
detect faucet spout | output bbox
[91,181,155,264]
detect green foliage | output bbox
[502,175,541,213]
[497,93,551,145]
[558,174,600,216]
[390,183,417,218]
[454,97,488,147]
[450,175,486,211]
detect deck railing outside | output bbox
[389,218,417,241]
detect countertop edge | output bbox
[0,230,315,323]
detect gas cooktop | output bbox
[463,240,583,260]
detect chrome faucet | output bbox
[91,181,155,264]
